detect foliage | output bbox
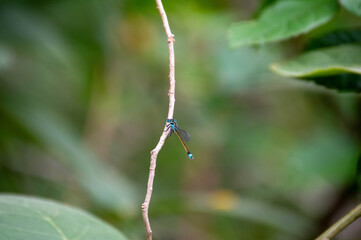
[271,44,361,92]
[0,0,361,239]
[229,0,361,93]
[229,1,361,238]
[340,0,361,16]
[271,44,361,77]
[0,194,127,240]
[229,0,338,48]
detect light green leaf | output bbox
[0,194,128,240]
[229,0,338,48]
[271,44,361,77]
[340,0,361,16]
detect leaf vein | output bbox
[0,222,62,239]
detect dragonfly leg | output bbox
[164,124,174,138]
[164,124,171,132]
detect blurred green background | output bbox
[0,0,360,239]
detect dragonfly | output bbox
[166,119,193,160]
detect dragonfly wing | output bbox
[177,128,191,142]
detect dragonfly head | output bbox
[167,119,177,124]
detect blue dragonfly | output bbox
[166,119,193,159]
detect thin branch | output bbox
[316,203,361,240]
[141,1,176,239]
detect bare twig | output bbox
[316,203,361,240]
[141,1,175,239]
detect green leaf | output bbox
[340,0,361,16]
[271,44,361,92]
[229,0,338,48]
[306,74,361,93]
[306,29,361,51]
[0,194,128,240]
[271,44,361,77]
[252,0,278,18]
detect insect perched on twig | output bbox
[166,119,193,160]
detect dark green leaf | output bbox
[306,29,361,51]
[229,0,338,48]
[304,74,361,93]
[0,194,128,240]
[340,0,361,16]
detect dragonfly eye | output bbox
[166,119,171,123]
[174,119,177,123]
